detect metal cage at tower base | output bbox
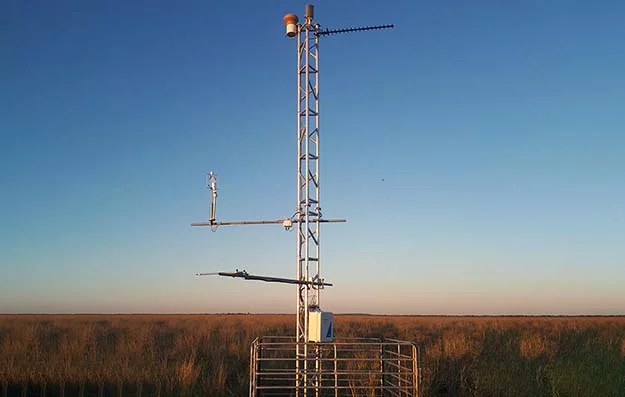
[249,336,421,397]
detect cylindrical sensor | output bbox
[283,13,299,37]
[305,5,314,20]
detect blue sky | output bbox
[1,0,624,315]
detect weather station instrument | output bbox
[192,5,420,396]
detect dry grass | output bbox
[1,314,624,396]
[519,331,553,359]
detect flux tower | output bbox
[193,5,395,395]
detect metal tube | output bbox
[296,22,303,397]
[380,343,385,396]
[304,20,310,343]
[249,340,255,397]
[314,28,320,311]
[397,343,402,394]
[334,344,338,397]
[413,344,420,397]
[305,5,314,21]
[191,219,345,227]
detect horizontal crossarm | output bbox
[196,271,333,287]
[191,219,346,227]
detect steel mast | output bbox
[291,4,320,353]
[194,5,392,395]
[289,9,321,393]
[286,5,394,345]
[284,6,393,394]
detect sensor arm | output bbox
[196,270,333,287]
[193,171,346,229]
[191,219,346,227]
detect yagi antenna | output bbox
[316,24,394,36]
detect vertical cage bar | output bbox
[397,343,402,396]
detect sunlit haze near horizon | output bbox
[2,1,624,315]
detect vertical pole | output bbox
[397,344,402,396]
[380,342,385,396]
[296,19,305,397]
[315,344,320,397]
[249,340,256,397]
[334,344,338,397]
[303,19,311,397]
[294,5,322,396]
[413,344,419,397]
[312,24,321,312]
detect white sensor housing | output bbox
[283,14,299,38]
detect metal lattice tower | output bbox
[193,4,393,396]
[294,4,320,364]
[291,10,322,393]
[288,5,393,354]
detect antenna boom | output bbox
[317,24,394,36]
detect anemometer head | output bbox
[205,171,218,225]
[206,171,217,191]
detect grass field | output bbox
[1,314,625,396]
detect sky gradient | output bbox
[1,0,624,315]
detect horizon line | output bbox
[1,312,624,317]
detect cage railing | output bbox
[250,336,420,397]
